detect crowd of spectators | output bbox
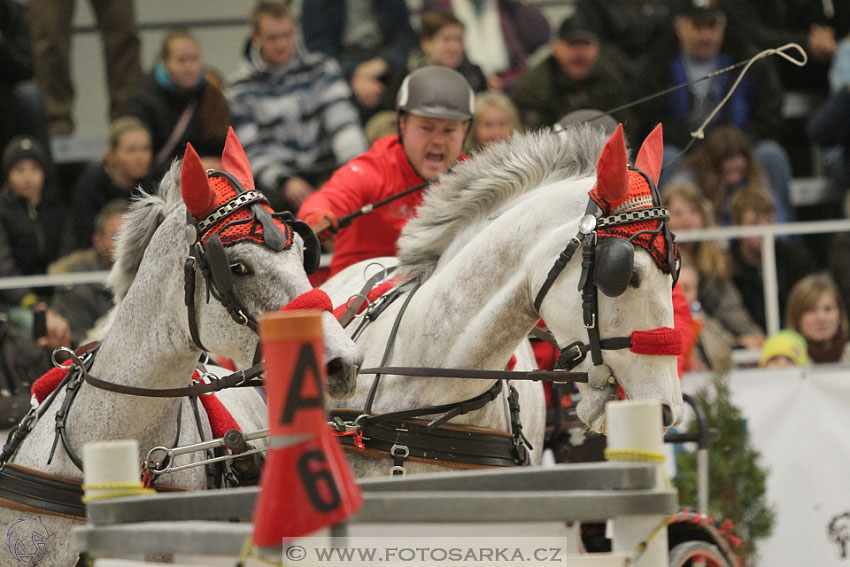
[1,0,849,378]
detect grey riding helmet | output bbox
[396,65,475,122]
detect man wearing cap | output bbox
[298,65,473,277]
[639,0,788,195]
[511,10,638,136]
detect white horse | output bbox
[0,131,362,566]
[323,124,684,477]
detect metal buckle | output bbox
[584,313,596,329]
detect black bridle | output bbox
[532,167,679,393]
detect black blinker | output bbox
[592,237,634,297]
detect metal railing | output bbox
[3,219,849,336]
[675,218,850,335]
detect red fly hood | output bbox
[181,128,291,250]
[589,124,676,274]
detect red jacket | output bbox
[299,135,427,276]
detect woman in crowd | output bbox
[68,116,153,252]
[125,28,230,176]
[667,126,793,225]
[785,273,850,364]
[663,183,765,350]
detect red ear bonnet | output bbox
[634,123,663,186]
[592,124,629,208]
[181,143,217,218]
[220,126,255,191]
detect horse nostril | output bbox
[661,403,674,427]
[326,357,344,379]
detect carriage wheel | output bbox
[669,541,732,567]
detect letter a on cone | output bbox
[252,311,362,548]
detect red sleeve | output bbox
[672,283,694,378]
[297,153,382,220]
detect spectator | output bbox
[298,66,473,278]
[574,0,677,77]
[729,187,815,331]
[677,252,734,373]
[718,0,838,93]
[301,0,416,121]
[466,90,519,152]
[229,1,367,212]
[124,29,231,178]
[50,200,125,347]
[759,329,809,368]
[639,0,789,194]
[423,0,550,92]
[413,11,487,93]
[785,273,850,364]
[67,117,153,252]
[0,0,51,171]
[809,84,850,192]
[512,10,639,136]
[28,0,143,135]
[663,183,765,348]
[668,126,794,225]
[0,136,69,344]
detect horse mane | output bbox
[397,126,610,281]
[108,161,184,302]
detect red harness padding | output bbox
[332,276,403,320]
[31,364,72,404]
[282,288,332,313]
[630,327,683,356]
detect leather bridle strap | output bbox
[359,366,588,384]
[82,364,265,398]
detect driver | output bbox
[297,65,474,277]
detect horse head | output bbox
[536,124,683,433]
[177,129,361,397]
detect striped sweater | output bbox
[227,44,367,193]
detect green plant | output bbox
[673,375,775,564]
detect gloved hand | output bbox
[302,210,339,242]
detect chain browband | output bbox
[196,190,268,234]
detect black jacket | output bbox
[0,187,65,305]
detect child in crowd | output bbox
[759,330,809,368]
[466,90,520,152]
[785,273,850,364]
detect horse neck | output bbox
[401,191,578,370]
[72,230,201,447]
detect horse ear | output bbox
[635,123,663,186]
[221,127,255,190]
[181,143,216,218]
[596,124,629,202]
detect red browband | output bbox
[630,327,682,356]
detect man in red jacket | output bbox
[298,65,474,276]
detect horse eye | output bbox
[230,262,252,276]
[629,270,640,288]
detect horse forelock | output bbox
[108,161,183,302]
[397,126,610,281]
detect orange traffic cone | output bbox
[252,311,362,549]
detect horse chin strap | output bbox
[532,183,682,394]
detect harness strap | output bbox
[359,380,504,428]
[533,236,581,313]
[359,365,588,383]
[0,463,86,519]
[333,411,524,468]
